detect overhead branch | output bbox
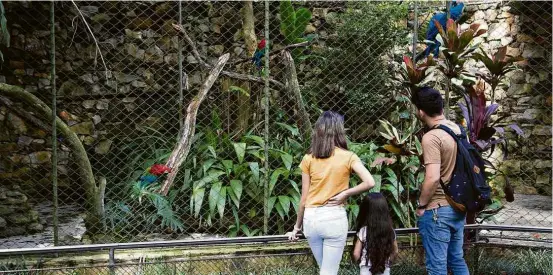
[159,53,230,196]
[172,23,285,90]
[227,40,312,67]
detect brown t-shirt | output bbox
[421,120,460,210]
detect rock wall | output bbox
[0,1,550,239]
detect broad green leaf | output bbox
[240,224,251,236]
[180,169,192,192]
[233,143,247,163]
[222,160,233,175]
[249,162,260,183]
[203,159,217,174]
[208,182,223,217]
[195,170,225,189]
[207,146,217,158]
[293,8,312,41]
[281,152,294,171]
[278,196,291,217]
[289,179,300,194]
[244,135,265,147]
[381,184,399,203]
[217,187,226,218]
[229,179,243,208]
[275,201,285,220]
[276,122,300,137]
[267,196,277,217]
[389,201,406,226]
[269,168,288,195]
[192,187,205,218]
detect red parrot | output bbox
[252,37,267,70]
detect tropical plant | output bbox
[279,0,312,45]
[458,79,524,154]
[399,55,436,97]
[374,119,424,228]
[473,46,524,103]
[432,18,486,116]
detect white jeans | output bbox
[303,206,348,275]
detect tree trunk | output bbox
[234,1,256,135]
[282,51,312,143]
[0,83,103,233]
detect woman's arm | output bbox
[327,162,375,206]
[287,172,310,241]
[353,238,362,263]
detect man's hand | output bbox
[416,208,425,217]
[326,191,348,206]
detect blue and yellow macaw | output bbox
[420,1,465,60]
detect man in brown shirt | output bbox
[413,87,469,275]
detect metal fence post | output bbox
[50,0,59,247]
[262,0,271,235]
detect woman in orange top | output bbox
[287,111,376,275]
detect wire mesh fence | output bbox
[0,0,551,249]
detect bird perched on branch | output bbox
[138,164,171,188]
[416,0,465,62]
[252,35,267,71]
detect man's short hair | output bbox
[412,87,444,117]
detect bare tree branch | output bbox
[282,51,312,142]
[172,23,285,90]
[227,40,312,67]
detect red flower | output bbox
[149,164,171,176]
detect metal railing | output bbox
[0,225,550,274]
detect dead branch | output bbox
[282,51,312,142]
[0,95,51,131]
[227,40,312,67]
[172,23,285,90]
[159,53,230,196]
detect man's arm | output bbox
[418,163,441,206]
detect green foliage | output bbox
[399,55,436,98]
[374,119,424,228]
[279,0,312,45]
[312,2,408,122]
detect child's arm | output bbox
[353,238,362,263]
[391,240,399,261]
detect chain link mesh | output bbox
[0,0,551,250]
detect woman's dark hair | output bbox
[309,111,348,158]
[352,193,395,274]
[411,87,444,117]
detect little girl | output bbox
[352,193,398,275]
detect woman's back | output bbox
[300,147,360,207]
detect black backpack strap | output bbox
[427,124,464,196]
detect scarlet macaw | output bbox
[252,37,267,70]
[138,164,171,188]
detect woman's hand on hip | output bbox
[326,191,348,206]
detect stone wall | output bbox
[0,1,550,239]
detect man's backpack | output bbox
[431,124,492,213]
